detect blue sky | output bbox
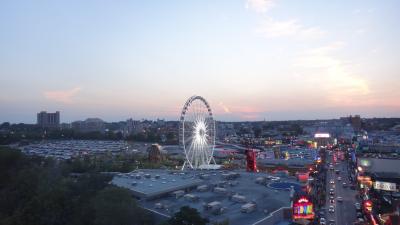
[1,0,399,123]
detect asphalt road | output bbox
[325,153,357,225]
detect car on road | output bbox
[342,182,347,188]
[319,217,326,225]
[330,179,335,184]
[337,176,342,181]
[328,206,335,213]
[328,219,335,225]
[337,197,343,202]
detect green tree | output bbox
[167,206,209,225]
[0,147,153,225]
[213,219,229,225]
[92,187,153,225]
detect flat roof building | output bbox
[37,111,60,129]
[112,169,296,225]
[112,170,203,199]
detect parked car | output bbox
[329,206,335,213]
[337,197,343,202]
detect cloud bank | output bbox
[44,87,82,104]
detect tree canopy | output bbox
[166,206,209,225]
[0,147,153,225]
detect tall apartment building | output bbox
[37,111,60,129]
[350,115,362,131]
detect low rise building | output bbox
[72,118,105,133]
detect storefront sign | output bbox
[293,196,314,220]
[314,133,330,138]
[374,181,397,192]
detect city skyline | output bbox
[1,0,400,123]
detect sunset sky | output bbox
[1,0,399,123]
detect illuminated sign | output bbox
[357,176,371,182]
[298,173,309,183]
[298,197,309,203]
[364,200,372,213]
[374,181,397,192]
[357,176,373,187]
[314,133,330,138]
[293,196,314,220]
[360,159,371,167]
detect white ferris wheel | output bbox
[179,95,216,170]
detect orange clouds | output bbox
[44,87,82,104]
[293,42,372,108]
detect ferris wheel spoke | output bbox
[193,102,199,124]
[191,143,197,167]
[185,135,193,145]
[197,102,203,124]
[203,143,208,165]
[202,146,208,165]
[187,147,194,166]
[187,136,195,153]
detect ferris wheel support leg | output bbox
[181,161,186,171]
[211,157,216,165]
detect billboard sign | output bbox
[314,133,330,138]
[293,196,314,220]
[297,173,309,183]
[374,181,397,192]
